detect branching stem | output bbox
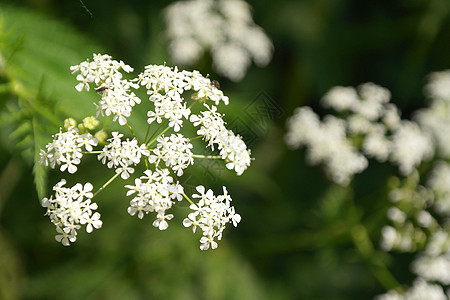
[93,172,121,198]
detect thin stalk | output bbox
[126,123,139,143]
[182,192,195,206]
[192,154,222,159]
[347,194,401,291]
[147,126,171,147]
[83,151,103,154]
[144,123,152,144]
[93,172,121,198]
[350,225,402,291]
[146,121,164,144]
[189,136,203,141]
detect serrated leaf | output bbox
[32,116,47,200]
[0,5,104,199]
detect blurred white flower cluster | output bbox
[39,53,251,249]
[286,71,450,298]
[376,70,450,299]
[164,0,273,81]
[375,278,447,300]
[285,82,433,185]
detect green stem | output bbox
[192,154,222,159]
[146,121,164,144]
[189,136,203,141]
[350,225,402,291]
[347,195,401,291]
[83,151,103,154]
[147,126,171,147]
[182,192,195,206]
[93,172,121,198]
[126,123,140,143]
[144,156,150,170]
[144,123,152,144]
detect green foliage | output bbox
[0,4,102,198]
[1,0,450,299]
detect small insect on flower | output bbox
[211,80,221,90]
[95,86,108,93]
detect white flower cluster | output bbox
[286,82,434,185]
[39,127,98,174]
[125,169,183,230]
[424,70,450,100]
[40,53,251,250]
[285,74,450,297]
[41,180,102,246]
[412,253,450,286]
[375,70,450,299]
[183,185,241,250]
[415,70,450,158]
[380,173,434,253]
[375,279,448,300]
[139,65,191,132]
[378,163,450,299]
[98,132,150,179]
[427,161,450,215]
[164,0,273,81]
[285,107,367,185]
[190,104,251,175]
[149,134,194,176]
[408,229,450,289]
[70,53,133,91]
[389,121,434,175]
[70,53,140,125]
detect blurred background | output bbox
[1,0,450,299]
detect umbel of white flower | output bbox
[285,82,434,186]
[39,53,250,249]
[164,0,273,82]
[41,180,102,246]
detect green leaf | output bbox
[0,5,103,198]
[32,116,47,200]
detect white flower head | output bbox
[98,132,150,179]
[39,127,98,173]
[183,185,241,250]
[42,53,250,249]
[125,169,183,231]
[42,180,102,246]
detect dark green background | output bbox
[1,0,449,299]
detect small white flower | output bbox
[199,235,218,251]
[55,226,76,246]
[152,212,174,230]
[81,212,103,233]
[183,212,201,233]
